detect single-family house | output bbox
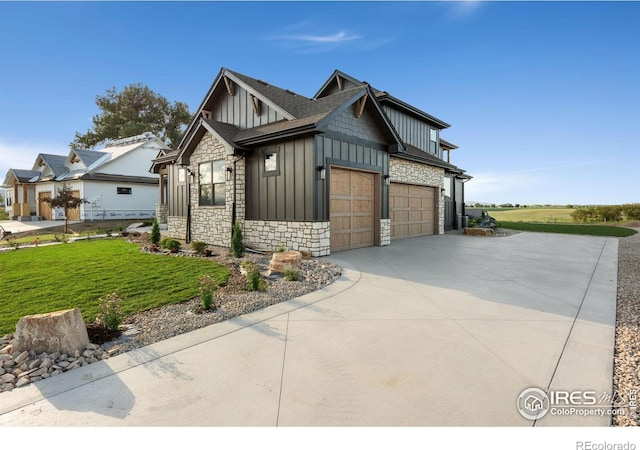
[3,132,169,221]
[151,68,470,256]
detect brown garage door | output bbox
[67,190,81,220]
[38,192,52,220]
[390,183,436,239]
[330,168,375,252]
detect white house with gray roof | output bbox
[2,132,168,222]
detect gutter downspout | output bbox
[231,152,246,238]
[184,166,192,244]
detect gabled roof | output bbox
[67,149,107,168]
[32,153,68,178]
[315,70,450,129]
[174,71,405,158]
[2,169,41,187]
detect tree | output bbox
[43,184,89,233]
[70,84,191,149]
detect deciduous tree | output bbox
[70,84,191,149]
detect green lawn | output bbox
[0,239,230,335]
[498,221,637,237]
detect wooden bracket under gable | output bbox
[249,94,261,116]
[336,75,343,91]
[355,93,368,118]
[201,110,212,120]
[223,75,234,96]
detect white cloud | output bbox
[284,31,361,44]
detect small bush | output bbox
[97,292,124,332]
[160,238,181,252]
[191,241,207,254]
[284,266,301,282]
[150,220,161,245]
[276,245,287,253]
[231,222,244,258]
[198,275,218,310]
[245,265,267,292]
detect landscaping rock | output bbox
[269,250,302,273]
[464,227,494,236]
[13,308,89,355]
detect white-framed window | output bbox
[199,160,225,206]
[429,129,438,155]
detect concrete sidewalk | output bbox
[0,232,620,426]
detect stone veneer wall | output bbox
[167,216,187,239]
[244,220,331,257]
[380,218,391,246]
[389,157,445,235]
[165,132,247,247]
[156,204,168,224]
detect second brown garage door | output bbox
[330,168,375,252]
[390,183,436,239]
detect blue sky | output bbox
[0,1,638,205]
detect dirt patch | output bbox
[86,322,122,345]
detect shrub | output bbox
[160,238,181,252]
[198,275,218,310]
[595,205,623,222]
[276,245,287,253]
[283,266,301,282]
[245,265,267,292]
[622,203,640,221]
[191,241,207,254]
[97,292,124,332]
[231,222,244,258]
[150,220,161,245]
[571,207,597,223]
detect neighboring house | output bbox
[2,132,168,222]
[151,67,470,256]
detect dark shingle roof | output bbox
[72,149,107,167]
[37,154,68,177]
[398,145,462,172]
[225,69,311,118]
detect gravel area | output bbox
[612,228,640,426]
[98,245,342,356]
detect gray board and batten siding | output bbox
[382,105,441,159]
[243,133,390,223]
[167,164,188,217]
[209,88,285,129]
[245,136,316,222]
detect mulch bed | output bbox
[86,322,121,345]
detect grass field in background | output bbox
[498,221,637,237]
[0,239,230,335]
[487,208,575,223]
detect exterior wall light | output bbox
[384,175,391,186]
[226,166,233,181]
[318,165,326,180]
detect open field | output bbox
[487,207,575,223]
[0,239,230,335]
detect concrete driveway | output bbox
[0,232,618,426]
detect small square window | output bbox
[117,187,132,195]
[264,152,277,172]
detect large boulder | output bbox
[269,250,302,273]
[13,308,89,354]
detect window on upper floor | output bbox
[199,160,226,206]
[429,129,438,156]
